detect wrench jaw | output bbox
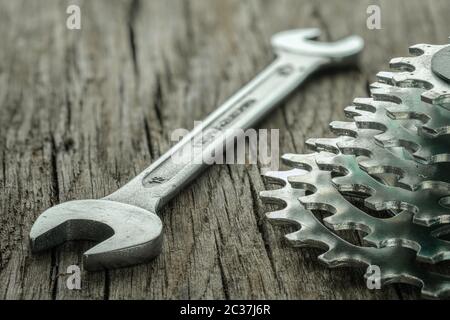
[271,28,364,67]
[29,200,163,271]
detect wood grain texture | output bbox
[0,0,448,299]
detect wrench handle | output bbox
[106,52,326,212]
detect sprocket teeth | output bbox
[372,131,400,147]
[262,168,305,184]
[266,209,291,226]
[354,116,387,132]
[416,150,450,164]
[364,194,390,211]
[344,106,365,118]
[322,214,366,233]
[330,121,358,136]
[306,137,343,154]
[396,175,423,191]
[375,71,395,84]
[408,43,428,56]
[352,97,376,109]
[318,246,356,268]
[422,282,450,300]
[376,71,405,86]
[285,227,323,247]
[259,189,287,203]
[282,153,317,170]
[413,212,450,227]
[369,83,450,138]
[410,43,447,55]
[384,104,425,122]
[361,232,383,248]
[288,175,317,192]
[417,244,450,265]
[298,194,329,211]
[357,157,379,171]
[421,89,450,105]
[370,81,391,90]
[305,138,320,150]
[317,249,339,267]
[364,194,416,213]
[421,124,450,138]
[266,208,304,227]
[390,71,431,90]
[384,44,450,107]
[261,40,450,298]
[371,86,404,104]
[331,175,363,193]
[389,57,415,72]
[335,141,365,156]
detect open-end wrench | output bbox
[30,28,364,271]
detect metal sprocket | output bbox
[261,156,450,299]
[261,40,450,298]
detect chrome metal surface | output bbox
[30,28,364,270]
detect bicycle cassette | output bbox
[261,42,450,298]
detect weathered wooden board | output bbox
[0,0,448,299]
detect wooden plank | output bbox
[0,0,448,299]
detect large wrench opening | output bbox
[29,28,364,271]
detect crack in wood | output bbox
[128,0,140,76]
